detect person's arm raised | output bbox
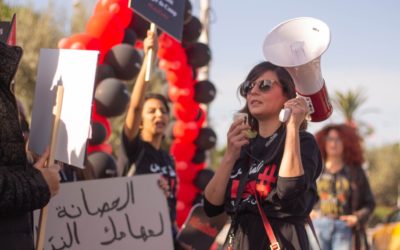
[124,30,157,141]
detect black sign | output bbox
[0,21,11,43]
[0,14,16,45]
[130,0,185,41]
[177,204,228,249]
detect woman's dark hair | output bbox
[315,123,364,167]
[144,93,170,113]
[237,61,306,131]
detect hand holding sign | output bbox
[33,148,61,198]
[144,23,157,81]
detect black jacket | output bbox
[0,41,51,250]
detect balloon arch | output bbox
[59,0,217,226]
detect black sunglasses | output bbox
[240,79,278,96]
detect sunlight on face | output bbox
[141,98,170,137]
[246,70,287,119]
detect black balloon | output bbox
[184,0,193,23]
[192,149,206,164]
[104,44,142,80]
[194,80,216,104]
[89,121,107,145]
[183,16,202,44]
[186,42,211,69]
[195,127,217,150]
[194,168,215,190]
[87,151,117,179]
[122,28,138,45]
[95,78,130,117]
[95,64,115,85]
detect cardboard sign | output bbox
[177,203,229,249]
[34,174,174,250]
[28,49,98,168]
[130,0,185,41]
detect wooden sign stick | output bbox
[35,83,64,250]
[145,23,157,82]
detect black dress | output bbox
[0,41,51,250]
[204,128,323,250]
[119,131,178,237]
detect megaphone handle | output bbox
[279,108,291,123]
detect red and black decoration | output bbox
[58,0,217,227]
[58,0,137,179]
[157,9,217,226]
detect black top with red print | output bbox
[204,129,323,250]
[121,131,177,226]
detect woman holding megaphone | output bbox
[204,61,323,249]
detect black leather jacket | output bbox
[0,41,50,250]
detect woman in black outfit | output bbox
[118,30,182,248]
[204,61,323,250]
[0,40,61,249]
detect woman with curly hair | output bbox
[311,123,375,250]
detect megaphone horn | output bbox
[263,17,333,122]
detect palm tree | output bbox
[333,88,367,124]
[333,88,374,137]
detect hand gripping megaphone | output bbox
[263,17,333,122]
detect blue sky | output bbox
[202,0,400,148]
[6,0,400,149]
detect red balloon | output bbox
[176,164,201,183]
[87,143,113,155]
[158,33,187,62]
[173,120,199,142]
[159,59,181,72]
[86,11,124,53]
[175,160,189,171]
[58,37,71,49]
[176,201,191,227]
[165,70,194,87]
[95,0,132,28]
[168,85,194,104]
[177,183,200,203]
[173,101,200,122]
[170,140,196,162]
[69,33,102,51]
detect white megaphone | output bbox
[263,17,333,122]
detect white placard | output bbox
[34,174,173,250]
[29,48,98,168]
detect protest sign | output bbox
[29,49,98,168]
[34,174,173,250]
[130,0,185,41]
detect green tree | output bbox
[333,88,374,137]
[71,0,90,34]
[366,143,400,207]
[1,2,66,118]
[333,88,367,124]
[0,0,13,17]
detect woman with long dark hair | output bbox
[204,61,323,249]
